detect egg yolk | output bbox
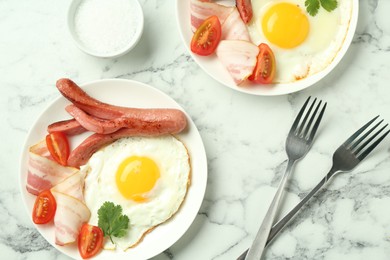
[116,156,160,202]
[262,2,309,49]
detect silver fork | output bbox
[244,97,327,260]
[238,116,390,260]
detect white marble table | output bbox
[1,0,390,259]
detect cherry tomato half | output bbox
[249,43,276,84]
[32,190,57,224]
[78,224,103,259]
[236,0,253,24]
[46,131,70,166]
[190,15,222,56]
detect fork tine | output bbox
[354,123,388,155]
[307,102,327,141]
[343,116,380,147]
[350,120,383,150]
[357,128,390,161]
[289,96,311,134]
[302,100,321,137]
[297,98,317,135]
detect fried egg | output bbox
[82,135,190,250]
[246,0,353,83]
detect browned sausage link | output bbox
[67,128,179,168]
[47,119,87,136]
[65,104,188,135]
[56,78,124,119]
[65,105,117,134]
[56,78,188,134]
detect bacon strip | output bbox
[216,40,259,84]
[47,119,87,136]
[52,191,91,246]
[190,0,235,32]
[51,171,86,202]
[26,140,79,195]
[221,8,251,41]
[28,141,89,246]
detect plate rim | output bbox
[175,0,359,96]
[18,78,208,260]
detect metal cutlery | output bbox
[244,97,326,260]
[238,116,389,260]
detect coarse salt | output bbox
[74,0,141,55]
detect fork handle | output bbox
[267,171,333,242]
[244,160,296,260]
[237,169,336,260]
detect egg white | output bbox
[247,0,353,83]
[81,135,190,250]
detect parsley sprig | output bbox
[98,201,130,243]
[305,0,338,16]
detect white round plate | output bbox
[19,79,208,260]
[176,0,359,96]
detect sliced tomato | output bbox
[32,190,56,224]
[78,224,103,259]
[236,0,253,24]
[190,15,221,56]
[46,131,70,166]
[249,43,276,84]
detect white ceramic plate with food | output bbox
[19,79,208,259]
[176,0,359,96]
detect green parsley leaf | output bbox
[305,0,338,16]
[305,0,320,16]
[98,201,130,244]
[320,0,338,12]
